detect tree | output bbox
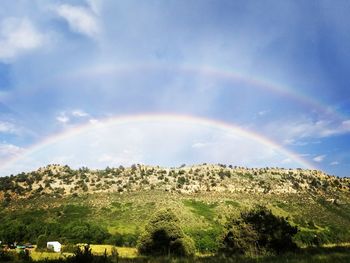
[137,209,195,257]
[221,206,298,255]
[0,221,26,244]
[63,222,110,244]
[222,220,259,255]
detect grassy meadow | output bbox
[2,189,348,248]
[23,244,350,263]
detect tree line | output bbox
[0,206,298,257]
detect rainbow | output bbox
[69,62,344,121]
[27,62,342,121]
[1,113,316,174]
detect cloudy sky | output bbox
[0,0,350,176]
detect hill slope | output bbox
[0,164,349,251]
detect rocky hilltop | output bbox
[1,164,349,203]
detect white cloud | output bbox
[281,158,292,164]
[258,110,270,116]
[283,138,310,146]
[330,161,339,166]
[56,4,99,38]
[313,155,326,163]
[97,151,142,167]
[191,142,209,148]
[264,118,350,146]
[50,154,75,164]
[57,110,90,124]
[86,0,103,15]
[0,121,18,134]
[56,113,70,124]
[0,118,314,176]
[89,118,99,124]
[0,18,44,60]
[72,109,89,117]
[342,120,350,129]
[97,153,113,163]
[0,142,23,159]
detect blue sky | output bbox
[0,0,350,177]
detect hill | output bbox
[0,164,349,251]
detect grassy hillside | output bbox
[0,164,349,251]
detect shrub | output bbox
[221,206,298,255]
[62,244,78,253]
[62,222,110,244]
[73,244,93,263]
[109,233,138,247]
[189,229,221,253]
[137,209,195,257]
[0,249,15,262]
[37,234,48,249]
[222,221,259,255]
[18,249,31,262]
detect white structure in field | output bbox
[47,241,61,252]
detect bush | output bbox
[18,249,31,262]
[0,249,15,262]
[109,233,138,247]
[37,234,48,249]
[137,209,195,257]
[222,221,260,255]
[189,229,221,252]
[62,222,110,244]
[174,235,196,257]
[221,206,298,255]
[72,245,93,263]
[62,244,78,253]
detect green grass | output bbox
[27,245,350,263]
[224,200,240,207]
[78,245,138,258]
[183,199,218,221]
[1,190,349,250]
[30,251,72,261]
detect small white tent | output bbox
[47,241,61,252]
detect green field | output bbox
[1,189,349,250]
[21,244,350,263]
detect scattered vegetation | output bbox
[1,164,348,201]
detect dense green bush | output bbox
[189,229,222,253]
[63,222,111,244]
[221,206,298,255]
[37,234,48,249]
[138,209,195,257]
[109,233,138,247]
[221,220,259,255]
